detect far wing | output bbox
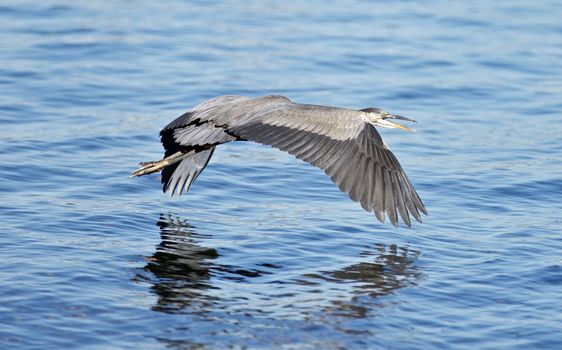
[161,148,215,196]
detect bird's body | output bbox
[132,95,427,227]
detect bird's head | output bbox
[360,107,417,132]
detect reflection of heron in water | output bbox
[311,244,423,319]
[132,95,427,227]
[134,214,218,313]
[135,214,422,317]
[330,244,422,295]
[135,214,275,313]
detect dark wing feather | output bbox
[173,123,236,146]
[158,124,222,197]
[162,148,215,196]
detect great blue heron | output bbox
[132,95,427,227]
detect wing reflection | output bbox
[135,213,278,314]
[306,244,423,319]
[333,244,422,296]
[136,214,220,313]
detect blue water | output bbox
[1,1,561,349]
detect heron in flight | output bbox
[132,95,427,227]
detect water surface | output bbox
[1,1,561,349]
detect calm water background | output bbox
[1,1,561,349]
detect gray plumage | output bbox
[133,95,427,227]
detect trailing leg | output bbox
[131,151,193,177]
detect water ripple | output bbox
[2,0,562,349]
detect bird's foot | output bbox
[131,160,168,177]
[130,151,190,178]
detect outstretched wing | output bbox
[230,104,427,227]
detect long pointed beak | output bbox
[388,114,417,123]
[378,114,417,132]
